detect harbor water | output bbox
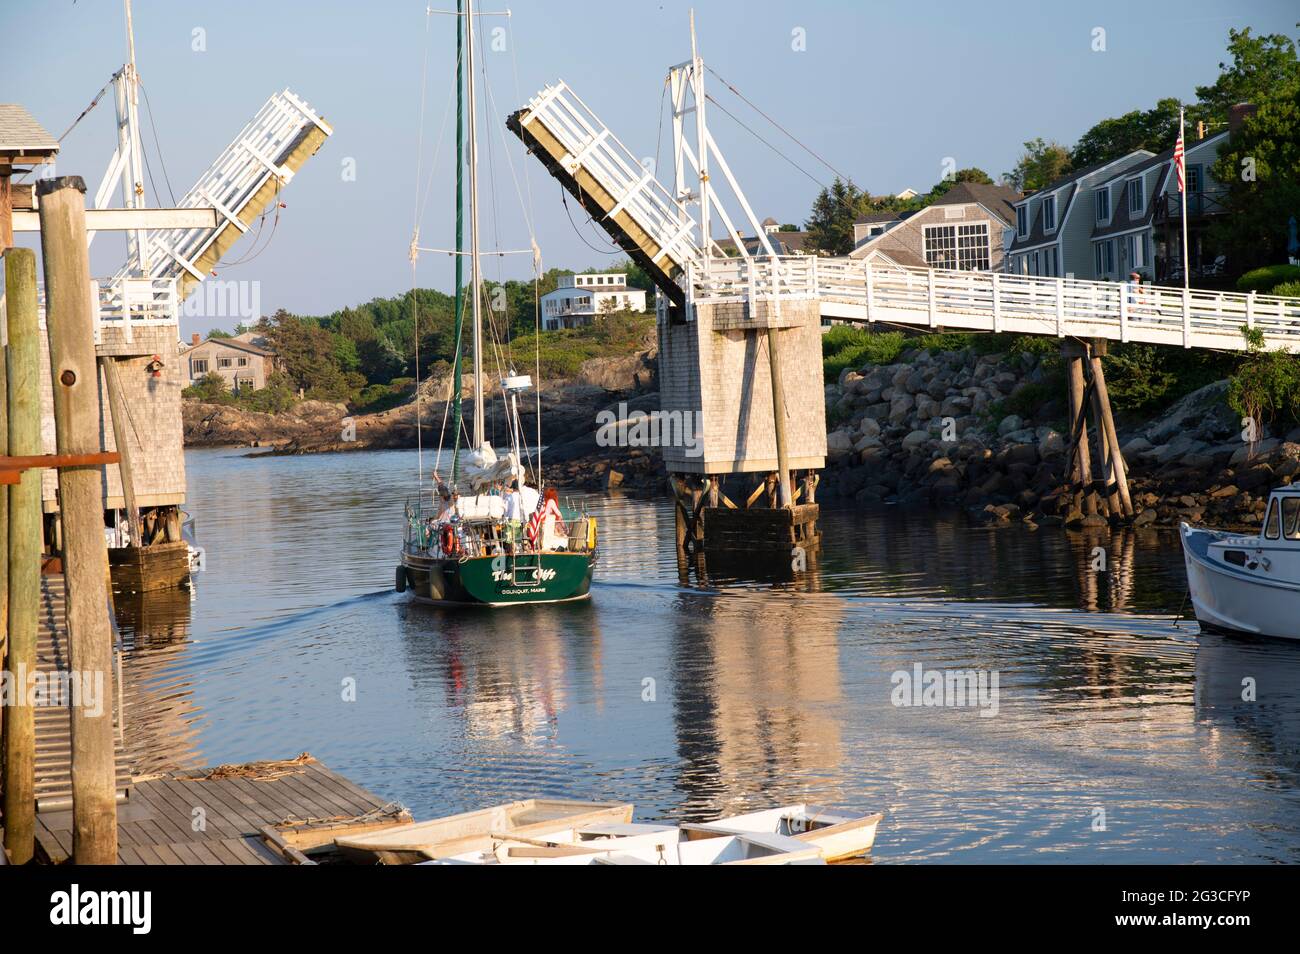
[115,446,1300,863]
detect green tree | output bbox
[805,177,872,255]
[1196,27,1300,121]
[925,167,994,201]
[1070,98,1191,168]
[1211,64,1300,269]
[206,327,233,339]
[1005,138,1072,192]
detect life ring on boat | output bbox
[440,524,459,556]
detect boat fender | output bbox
[587,517,598,552]
[395,565,407,592]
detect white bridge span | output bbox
[688,257,1300,353]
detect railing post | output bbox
[1182,286,1191,348]
[864,260,874,323]
[927,268,936,328]
[991,272,1001,333]
[1246,290,1255,332]
[1056,277,1065,337]
[1119,282,1129,342]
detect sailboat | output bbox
[395,0,597,607]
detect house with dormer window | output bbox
[1089,127,1233,283]
[1005,152,1151,279]
[848,182,1022,271]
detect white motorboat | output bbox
[689,805,884,862]
[1180,486,1300,641]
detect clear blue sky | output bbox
[4,0,1296,336]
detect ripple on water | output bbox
[107,448,1300,862]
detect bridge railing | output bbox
[519,81,700,272]
[687,256,1300,352]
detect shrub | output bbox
[1269,280,1300,299]
[1227,326,1300,433]
[821,326,911,382]
[1101,342,1235,416]
[182,371,233,404]
[1236,264,1300,294]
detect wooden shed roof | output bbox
[0,104,60,161]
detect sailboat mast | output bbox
[450,0,466,480]
[465,0,485,448]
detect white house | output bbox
[540,273,647,330]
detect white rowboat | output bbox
[690,805,884,862]
[334,799,634,864]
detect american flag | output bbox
[1172,126,1186,193]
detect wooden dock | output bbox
[4,573,410,864]
[33,755,407,865]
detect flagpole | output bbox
[1179,107,1191,292]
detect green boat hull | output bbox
[399,550,595,606]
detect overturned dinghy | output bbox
[334,799,633,865]
[1181,486,1300,641]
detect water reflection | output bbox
[105,447,1300,863]
[113,588,204,777]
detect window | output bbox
[217,357,232,369]
[1042,194,1057,232]
[1186,164,1203,194]
[237,357,248,367]
[192,359,208,375]
[1095,187,1111,223]
[923,223,990,271]
[868,225,885,237]
[1126,233,1148,269]
[1015,205,1028,237]
[1265,499,1281,540]
[1031,251,1040,275]
[1284,497,1300,540]
[1127,177,1144,215]
[1094,240,1115,275]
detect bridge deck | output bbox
[688,258,1300,353]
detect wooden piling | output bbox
[37,176,118,865]
[99,357,142,546]
[1090,342,1134,519]
[1065,350,1097,516]
[1089,379,1118,518]
[3,247,41,864]
[765,327,792,508]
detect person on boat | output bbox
[502,479,525,555]
[434,483,454,523]
[529,487,568,551]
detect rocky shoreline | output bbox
[820,346,1298,530]
[183,340,1297,532]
